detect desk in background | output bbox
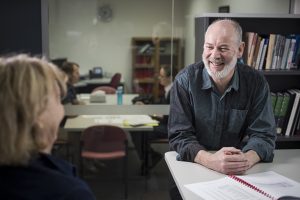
[165,150,300,200]
[64,115,156,132]
[75,78,124,93]
[77,93,138,105]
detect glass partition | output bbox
[49,0,291,111]
[48,0,184,107]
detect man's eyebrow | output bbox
[218,44,230,47]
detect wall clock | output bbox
[98,5,113,22]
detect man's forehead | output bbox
[207,23,234,36]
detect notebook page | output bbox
[185,176,270,200]
[237,171,300,199]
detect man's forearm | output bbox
[244,150,260,168]
[194,150,211,166]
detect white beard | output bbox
[203,56,237,80]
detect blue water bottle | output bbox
[117,86,123,105]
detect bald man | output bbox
[169,19,276,175]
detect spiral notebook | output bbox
[185,171,300,200]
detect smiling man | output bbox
[168,19,276,176]
[168,19,277,199]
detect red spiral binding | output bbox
[229,175,277,200]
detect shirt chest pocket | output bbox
[226,109,248,134]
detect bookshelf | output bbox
[195,13,300,148]
[131,37,182,101]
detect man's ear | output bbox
[238,42,245,58]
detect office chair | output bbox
[91,86,116,94]
[80,125,128,199]
[109,73,121,89]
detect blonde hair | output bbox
[0,54,66,166]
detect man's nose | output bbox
[211,48,221,58]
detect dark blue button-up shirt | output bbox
[168,61,276,162]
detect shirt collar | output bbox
[164,82,173,97]
[201,66,239,92]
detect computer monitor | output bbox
[90,66,103,78]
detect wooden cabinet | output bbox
[195,13,300,148]
[132,37,182,101]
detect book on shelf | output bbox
[254,37,265,70]
[286,38,297,69]
[280,38,291,70]
[247,32,258,66]
[292,35,300,68]
[265,34,276,70]
[274,92,284,133]
[258,38,269,70]
[276,92,291,135]
[245,32,255,62]
[271,34,281,70]
[290,89,300,136]
[138,43,151,54]
[285,89,300,136]
[185,171,300,200]
[277,36,286,69]
[251,36,262,68]
[295,113,300,136]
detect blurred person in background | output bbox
[60,61,81,105]
[132,65,173,172]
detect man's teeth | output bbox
[211,62,223,66]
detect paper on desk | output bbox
[81,115,158,127]
[123,115,158,127]
[93,115,124,124]
[185,171,300,200]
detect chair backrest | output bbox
[81,125,127,153]
[109,73,121,89]
[92,86,116,94]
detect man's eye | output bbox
[205,46,213,50]
[219,47,229,52]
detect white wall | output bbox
[294,0,300,13]
[49,0,185,91]
[182,0,216,67]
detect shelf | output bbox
[134,78,155,84]
[132,37,182,101]
[277,135,300,142]
[134,64,155,69]
[261,69,300,76]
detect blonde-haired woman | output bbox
[0,55,95,200]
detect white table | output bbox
[77,93,138,105]
[165,150,300,200]
[64,115,156,132]
[75,77,125,86]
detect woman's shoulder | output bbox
[0,156,95,200]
